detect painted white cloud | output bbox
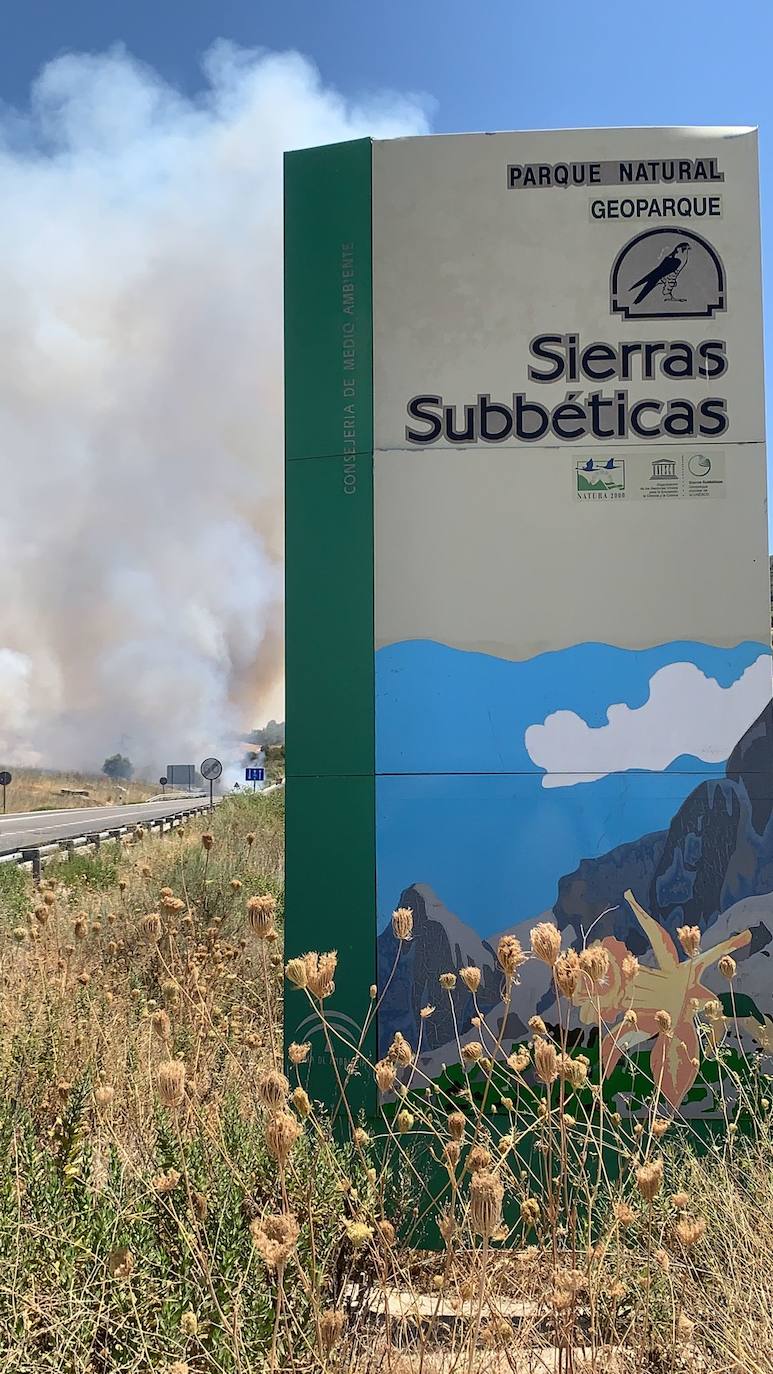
[524,656,772,788]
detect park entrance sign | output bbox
[285,128,772,1120]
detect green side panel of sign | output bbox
[284,138,376,1116]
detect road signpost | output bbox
[200,757,223,811]
[159,776,168,797]
[245,766,265,791]
[0,771,11,814]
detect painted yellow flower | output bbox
[573,889,751,1108]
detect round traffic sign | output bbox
[159,776,168,787]
[0,770,12,786]
[200,757,223,781]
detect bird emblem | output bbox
[628,241,690,306]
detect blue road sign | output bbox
[245,767,265,782]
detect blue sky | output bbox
[3,0,772,528]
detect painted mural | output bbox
[376,638,773,1116]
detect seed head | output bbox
[670,1191,689,1209]
[396,1109,414,1134]
[622,1009,638,1029]
[470,1170,504,1238]
[560,1055,588,1090]
[578,944,610,987]
[718,955,737,980]
[230,879,242,892]
[459,965,482,993]
[291,1086,311,1118]
[507,1048,530,1073]
[675,1214,707,1247]
[265,1110,302,1167]
[420,1004,435,1019]
[439,972,457,990]
[534,1038,559,1084]
[622,953,639,981]
[107,1246,134,1279]
[375,1059,396,1092]
[319,1309,345,1353]
[448,1111,466,1141]
[288,1041,311,1065]
[247,894,276,938]
[140,913,162,942]
[153,1169,182,1195]
[443,1140,461,1169]
[635,1158,663,1202]
[257,1069,289,1110]
[497,934,526,979]
[344,1220,374,1247]
[94,1085,115,1111]
[157,1059,186,1109]
[246,832,256,847]
[530,921,562,966]
[461,1040,483,1064]
[554,950,580,998]
[528,1015,547,1036]
[391,906,414,941]
[303,951,337,999]
[389,1032,413,1067]
[614,1201,636,1225]
[201,834,214,851]
[180,1311,198,1337]
[250,1211,299,1269]
[520,1198,540,1226]
[677,924,701,957]
[652,1117,670,1138]
[151,1009,172,1042]
[377,1218,396,1245]
[655,1009,673,1035]
[285,958,307,989]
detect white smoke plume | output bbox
[0,43,427,774]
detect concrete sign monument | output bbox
[285,128,772,1119]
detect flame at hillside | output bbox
[0,43,426,772]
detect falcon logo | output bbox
[611,226,725,320]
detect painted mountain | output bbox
[377,700,773,1084]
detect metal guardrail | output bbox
[0,803,215,878]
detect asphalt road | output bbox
[0,795,211,857]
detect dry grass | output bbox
[0,796,771,1373]
[1,766,161,814]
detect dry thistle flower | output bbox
[153,1169,182,1195]
[531,921,562,966]
[319,1309,345,1353]
[344,1220,374,1247]
[246,832,256,847]
[353,1127,370,1148]
[459,965,482,993]
[652,1117,670,1138]
[461,1040,483,1064]
[635,1158,663,1202]
[93,1085,115,1111]
[470,1170,504,1238]
[438,1211,454,1243]
[201,834,214,851]
[704,999,724,1023]
[376,1219,395,1245]
[285,957,307,989]
[391,906,414,941]
[141,865,152,878]
[675,1214,707,1246]
[230,879,242,892]
[107,1246,134,1279]
[395,1109,414,1134]
[622,952,639,981]
[77,972,90,987]
[554,950,580,998]
[257,1069,290,1110]
[654,1248,670,1271]
[677,924,701,957]
[448,1111,466,1141]
[250,1212,299,1269]
[73,918,87,940]
[247,894,276,938]
[420,1004,435,1019]
[578,943,610,986]
[192,1190,208,1221]
[439,971,457,990]
[507,1047,530,1073]
[614,1201,636,1225]
[676,1313,695,1342]
[670,1190,690,1209]
[718,954,737,980]
[622,1009,638,1029]
[157,1059,186,1109]
[265,1110,302,1167]
[42,890,56,906]
[528,1015,548,1036]
[288,1041,311,1065]
[180,1311,198,1337]
[561,1056,588,1090]
[534,1038,559,1084]
[389,1032,413,1067]
[554,1267,586,1296]
[521,1197,540,1226]
[304,951,337,999]
[140,913,162,943]
[375,1059,396,1092]
[151,1009,172,1042]
[655,1009,673,1035]
[497,934,526,979]
[34,906,49,927]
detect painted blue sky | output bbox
[3,0,772,532]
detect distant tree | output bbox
[103,753,133,781]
